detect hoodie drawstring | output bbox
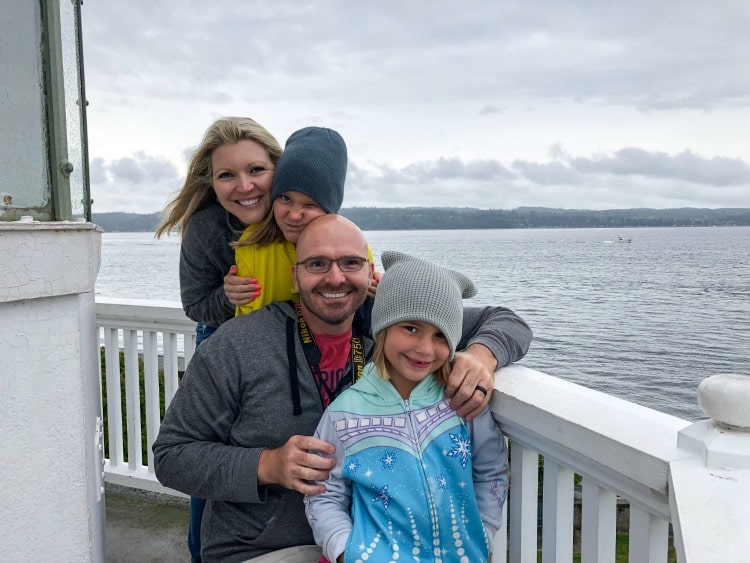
[287,316,302,415]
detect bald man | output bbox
[154,215,532,563]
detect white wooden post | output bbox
[509,444,539,562]
[542,461,575,563]
[669,373,750,562]
[0,222,104,561]
[580,479,616,563]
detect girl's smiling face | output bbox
[383,321,450,399]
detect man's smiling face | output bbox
[293,215,374,335]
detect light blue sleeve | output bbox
[470,408,510,541]
[304,409,353,563]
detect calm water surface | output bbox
[97,227,750,421]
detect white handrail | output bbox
[491,364,690,562]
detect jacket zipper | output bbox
[404,399,441,556]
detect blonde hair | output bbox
[371,327,452,386]
[231,208,285,248]
[155,117,282,238]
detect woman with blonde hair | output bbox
[156,116,282,344]
[156,116,282,562]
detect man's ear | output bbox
[292,265,300,292]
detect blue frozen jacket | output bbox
[305,364,509,563]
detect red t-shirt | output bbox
[313,329,352,407]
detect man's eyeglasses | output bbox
[295,256,369,275]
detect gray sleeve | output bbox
[152,350,264,503]
[304,411,352,563]
[179,212,235,327]
[458,306,533,367]
[470,409,509,541]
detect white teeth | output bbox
[238,197,260,206]
[406,356,429,365]
[321,292,347,299]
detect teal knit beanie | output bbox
[371,251,477,359]
[270,126,347,213]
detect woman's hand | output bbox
[368,270,381,298]
[223,265,261,306]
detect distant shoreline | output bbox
[92,206,750,233]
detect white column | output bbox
[0,221,104,561]
[670,373,750,563]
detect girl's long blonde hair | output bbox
[155,117,282,238]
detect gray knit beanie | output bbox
[371,251,477,359]
[270,126,347,213]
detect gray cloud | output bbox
[344,148,750,209]
[90,152,182,212]
[89,157,108,185]
[511,148,750,189]
[570,148,750,186]
[109,157,145,184]
[81,2,750,212]
[392,158,516,184]
[479,106,504,115]
[107,153,179,186]
[511,160,583,186]
[83,1,750,111]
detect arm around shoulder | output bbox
[458,306,532,368]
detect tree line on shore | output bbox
[92,206,750,233]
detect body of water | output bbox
[97,226,750,422]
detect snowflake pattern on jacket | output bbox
[305,364,509,563]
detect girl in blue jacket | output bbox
[305,251,509,563]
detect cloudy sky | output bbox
[82,1,750,213]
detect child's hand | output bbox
[224,265,262,306]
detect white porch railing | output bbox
[95,297,750,563]
[96,297,195,496]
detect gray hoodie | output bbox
[179,203,244,327]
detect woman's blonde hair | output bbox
[231,207,285,248]
[371,327,452,386]
[155,117,282,238]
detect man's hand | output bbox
[257,435,335,495]
[224,265,261,306]
[444,343,497,421]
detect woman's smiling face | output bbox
[211,140,274,227]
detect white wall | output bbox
[0,222,104,561]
